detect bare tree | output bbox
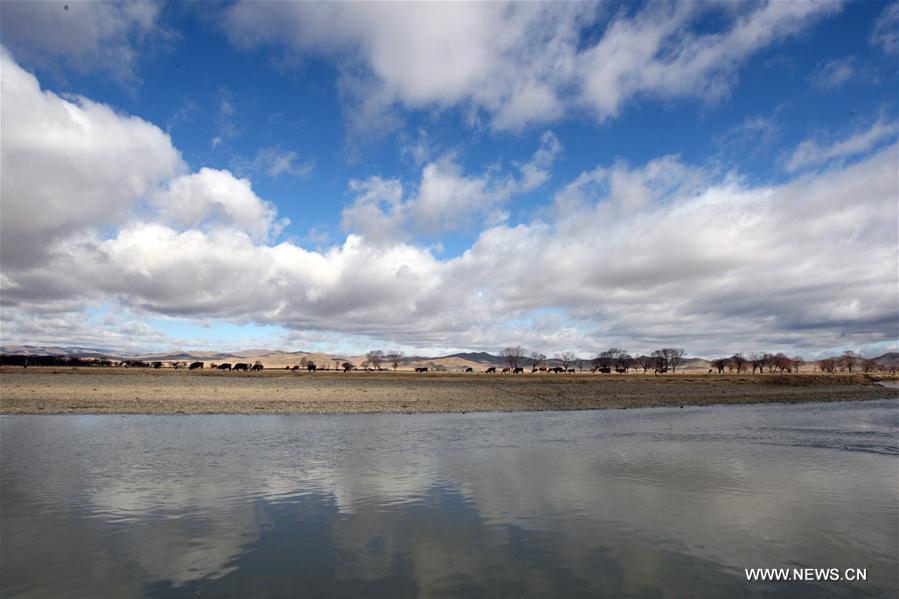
[386,350,404,371]
[749,352,765,374]
[635,355,653,373]
[729,353,747,373]
[594,350,614,370]
[500,346,526,370]
[839,350,859,373]
[530,352,546,370]
[791,356,804,373]
[819,358,836,373]
[556,351,578,370]
[861,358,878,373]
[366,350,385,370]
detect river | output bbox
[1,399,896,598]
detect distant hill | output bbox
[873,352,899,369]
[7,344,894,372]
[445,352,507,366]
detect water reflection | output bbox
[2,400,897,598]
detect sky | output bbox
[0,0,897,359]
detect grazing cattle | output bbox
[596,367,611,374]
[291,365,300,371]
[233,363,249,371]
[502,367,511,373]
[708,369,713,374]
[307,364,317,372]
[539,367,547,372]
[513,367,524,374]
[464,367,474,372]
[532,368,538,373]
[567,368,576,373]
[152,362,163,369]
[251,363,263,371]
[615,368,626,374]
[485,367,496,373]
[189,361,204,370]
[415,367,429,373]
[550,367,564,373]
[343,365,352,372]
[654,367,669,374]
[217,363,232,371]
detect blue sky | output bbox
[1,1,897,358]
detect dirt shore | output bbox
[0,367,896,414]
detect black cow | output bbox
[615,368,627,374]
[502,367,511,373]
[550,367,564,373]
[189,361,204,370]
[217,363,232,371]
[485,367,496,373]
[307,364,317,372]
[567,368,576,373]
[233,363,249,371]
[152,362,163,369]
[513,367,524,374]
[464,367,473,372]
[251,363,263,371]
[597,367,611,374]
[415,367,429,373]
[654,367,669,374]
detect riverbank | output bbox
[1,368,895,414]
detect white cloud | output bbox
[809,56,855,89]
[152,168,285,243]
[223,1,839,129]
[870,3,899,54]
[2,51,895,357]
[232,146,315,180]
[342,133,562,242]
[0,49,183,268]
[0,1,161,83]
[786,118,897,172]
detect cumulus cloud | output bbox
[0,1,161,83]
[786,118,897,172]
[0,48,183,268]
[152,168,285,242]
[223,1,839,129]
[1,51,895,357]
[342,132,562,242]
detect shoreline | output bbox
[1,368,896,415]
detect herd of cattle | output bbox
[0,356,667,373]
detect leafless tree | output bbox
[750,352,765,374]
[386,350,404,371]
[367,350,385,370]
[861,358,878,373]
[594,350,614,370]
[729,353,747,373]
[792,356,804,373]
[530,352,546,369]
[556,351,578,370]
[635,355,653,373]
[839,350,859,373]
[500,346,526,370]
[819,358,836,373]
[610,349,633,372]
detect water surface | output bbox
[2,400,897,598]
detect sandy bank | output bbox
[1,368,896,414]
